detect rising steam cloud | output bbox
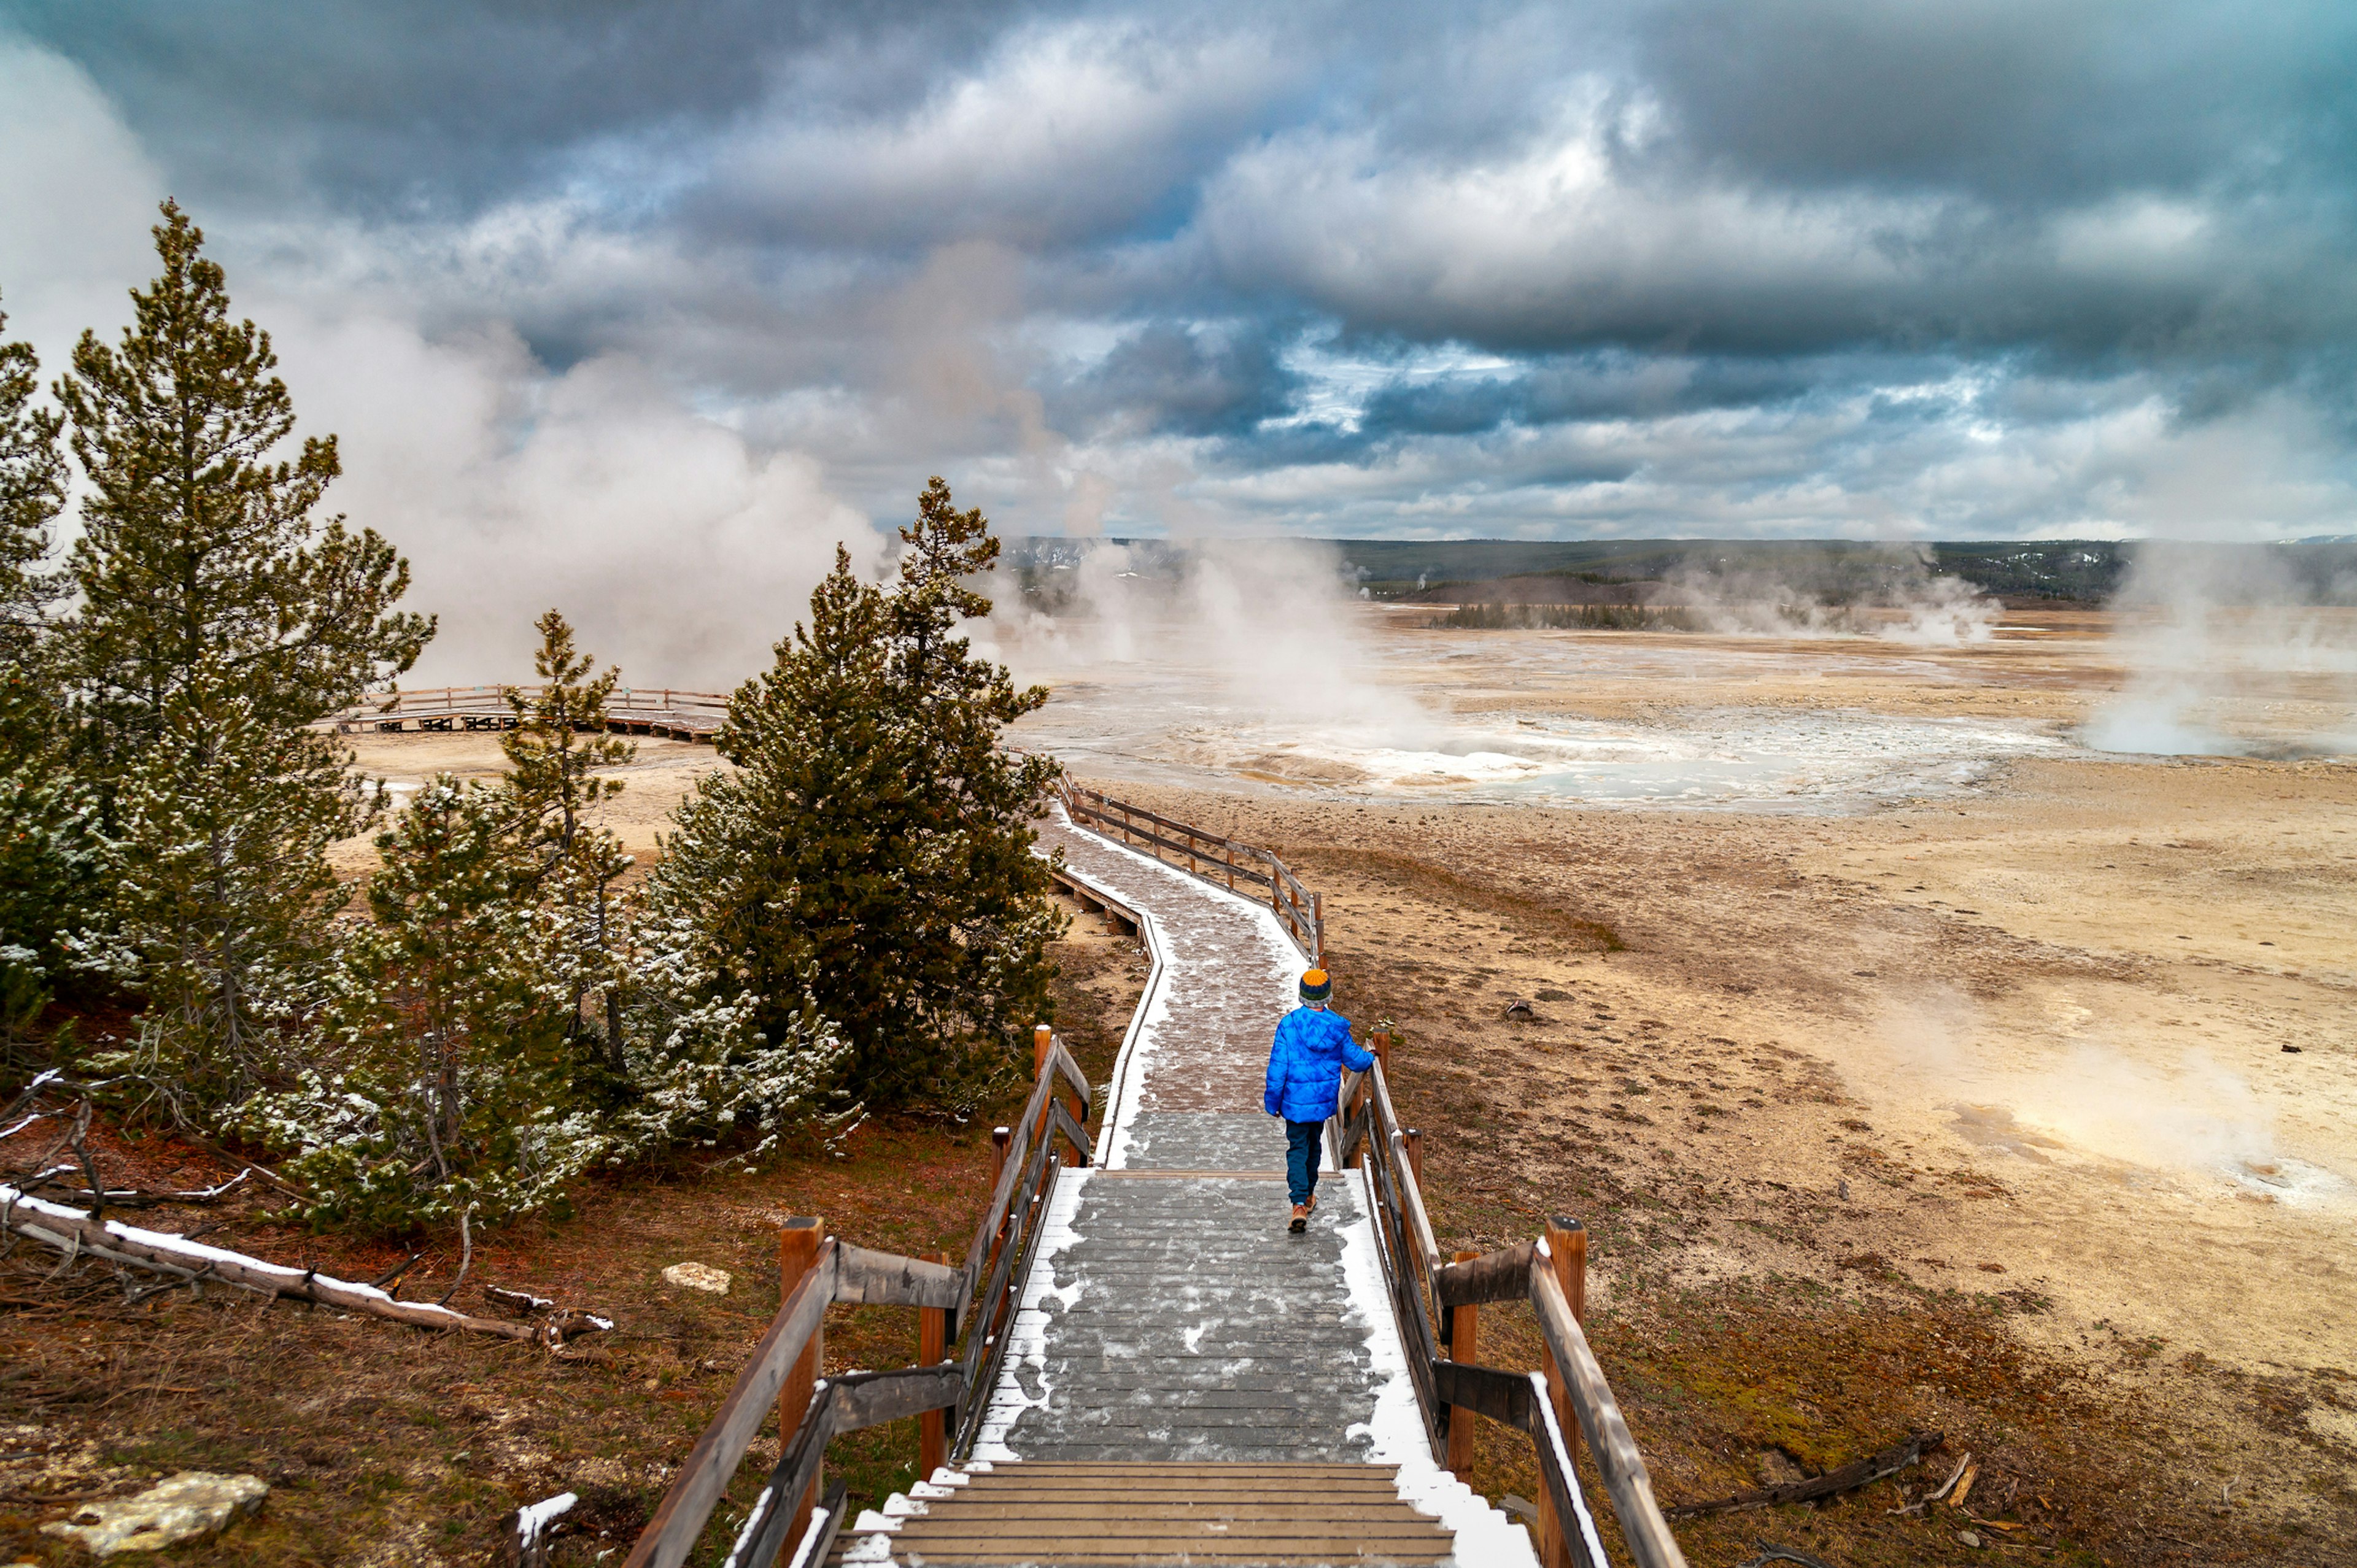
[1668,546,2000,647]
[275,314,883,691]
[2085,543,2357,757]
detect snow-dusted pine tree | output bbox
[243,773,575,1230]
[656,477,1062,1108]
[52,203,432,1106]
[499,611,635,1080]
[99,660,368,1113]
[56,202,432,776]
[0,296,105,1047]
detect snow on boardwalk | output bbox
[973,811,1535,1561]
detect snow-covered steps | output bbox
[831,1462,1452,1566]
[974,1165,1382,1463]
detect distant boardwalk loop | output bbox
[322,682,728,743]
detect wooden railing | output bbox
[1336,1045,1687,1568]
[1055,782,1323,964]
[320,684,732,742]
[624,1029,1094,1568]
[1055,790,1687,1568]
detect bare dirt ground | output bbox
[328,732,723,881]
[1045,602,2355,1565]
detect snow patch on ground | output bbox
[971,1168,1093,1461]
[1333,1170,1539,1567]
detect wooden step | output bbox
[832,1462,1452,1566]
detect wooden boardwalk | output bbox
[828,813,1535,1564]
[600,790,1671,1567]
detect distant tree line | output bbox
[0,202,1059,1234]
[1429,601,1703,631]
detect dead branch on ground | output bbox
[17,1167,254,1211]
[1665,1430,1944,1518]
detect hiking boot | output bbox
[1303,1191,1318,1217]
[1288,1203,1308,1234]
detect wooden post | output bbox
[918,1250,950,1479]
[1033,1024,1054,1146]
[988,1127,1014,1276]
[1372,1030,1392,1087]
[1446,1247,1479,1475]
[1312,892,1324,967]
[1534,1215,1585,1568]
[1403,1127,1423,1192]
[778,1215,825,1543]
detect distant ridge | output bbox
[1005,537,2357,606]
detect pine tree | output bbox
[0,295,104,1046]
[500,611,636,1076]
[244,773,575,1231]
[656,477,1062,1106]
[53,203,433,1110]
[0,292,66,666]
[98,658,366,1113]
[56,201,432,778]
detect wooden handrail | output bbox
[630,1030,1099,1568]
[1331,1053,1683,1568]
[626,1240,840,1568]
[1530,1259,1686,1568]
[1054,781,1324,964]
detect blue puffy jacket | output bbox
[1264,1006,1376,1122]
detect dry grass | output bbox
[0,896,1147,1567]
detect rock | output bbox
[662,1262,732,1294]
[41,1472,268,1557]
[1959,1529,1984,1547]
[1756,1449,1808,1488]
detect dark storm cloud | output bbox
[1357,354,1840,439]
[1055,321,1302,438]
[3,0,2353,546]
[6,0,1048,213]
[1628,0,2357,203]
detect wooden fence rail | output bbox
[1055,781,1324,965]
[1055,787,1686,1568]
[623,1030,1094,1568]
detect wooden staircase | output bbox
[834,1462,1454,1566]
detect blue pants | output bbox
[1285,1119,1324,1207]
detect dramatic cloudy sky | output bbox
[2,1,2354,671]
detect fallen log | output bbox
[1665,1431,1943,1518]
[0,1184,611,1346]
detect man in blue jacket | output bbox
[1264,968,1377,1233]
